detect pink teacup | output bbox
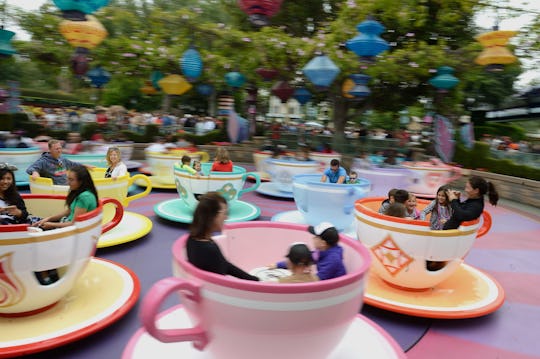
[140,222,372,359]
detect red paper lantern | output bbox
[271,80,294,103]
[238,0,284,27]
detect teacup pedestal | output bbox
[142,149,210,189]
[29,169,153,248]
[154,163,261,223]
[135,222,405,359]
[354,197,505,318]
[257,157,320,199]
[271,174,371,239]
[0,147,41,186]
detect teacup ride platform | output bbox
[271,174,371,239]
[154,163,261,223]
[139,149,210,190]
[29,169,153,248]
[256,157,321,199]
[0,195,140,357]
[354,197,504,319]
[0,147,41,187]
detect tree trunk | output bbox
[331,93,349,152]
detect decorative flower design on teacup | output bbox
[175,179,188,199]
[371,234,413,276]
[0,252,24,308]
[218,183,237,201]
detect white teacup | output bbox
[252,151,272,180]
[265,157,320,192]
[146,149,210,185]
[174,163,260,210]
[355,197,492,289]
[400,159,462,196]
[293,173,371,231]
[350,166,416,197]
[309,151,342,172]
[29,168,151,223]
[0,147,41,184]
[140,222,372,359]
[88,141,134,161]
[0,194,122,315]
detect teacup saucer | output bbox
[98,211,153,248]
[0,258,140,358]
[122,305,405,359]
[256,182,294,199]
[154,199,260,223]
[135,176,176,190]
[138,166,152,175]
[364,263,505,319]
[272,210,357,239]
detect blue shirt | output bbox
[323,166,347,183]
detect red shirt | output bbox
[211,161,233,172]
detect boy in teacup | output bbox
[279,243,319,283]
[270,222,346,280]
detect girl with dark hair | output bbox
[443,175,499,230]
[0,163,29,224]
[420,185,453,229]
[186,192,259,281]
[33,166,98,230]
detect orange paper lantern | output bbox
[475,30,518,69]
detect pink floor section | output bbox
[406,201,540,358]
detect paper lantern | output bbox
[140,80,158,95]
[53,0,110,20]
[271,80,294,103]
[255,67,279,81]
[429,66,459,91]
[59,15,108,50]
[158,74,192,95]
[475,30,518,72]
[238,0,284,27]
[225,71,246,88]
[87,66,111,88]
[0,29,17,57]
[180,47,203,81]
[302,54,340,88]
[293,87,312,105]
[347,74,371,98]
[346,17,389,61]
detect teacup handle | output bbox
[140,277,209,349]
[126,174,153,205]
[238,172,261,197]
[99,197,124,234]
[476,210,492,238]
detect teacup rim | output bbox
[292,173,371,187]
[172,221,372,293]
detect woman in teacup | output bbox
[33,166,98,230]
[104,147,128,179]
[443,175,499,230]
[0,163,29,225]
[186,192,259,281]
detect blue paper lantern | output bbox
[87,66,111,88]
[302,54,340,88]
[180,47,203,82]
[0,29,17,57]
[225,71,246,88]
[346,17,389,61]
[53,0,110,20]
[197,84,214,96]
[293,87,312,105]
[347,74,371,98]
[429,66,459,91]
[151,71,164,90]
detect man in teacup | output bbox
[320,159,347,184]
[27,139,87,185]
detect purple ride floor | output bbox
[15,164,540,359]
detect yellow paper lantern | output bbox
[475,30,518,68]
[59,15,108,49]
[342,78,355,99]
[158,74,192,95]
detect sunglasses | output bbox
[0,163,18,171]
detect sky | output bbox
[3,0,539,89]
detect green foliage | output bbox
[474,123,526,141]
[183,129,228,145]
[453,142,540,181]
[0,113,30,131]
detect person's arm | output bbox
[112,163,128,178]
[336,168,347,184]
[226,262,260,281]
[420,200,436,220]
[449,199,483,224]
[316,253,341,280]
[34,207,70,229]
[12,193,29,222]
[337,175,346,184]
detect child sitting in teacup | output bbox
[404,193,421,219]
[279,243,319,283]
[420,185,453,230]
[378,188,409,214]
[179,155,197,175]
[347,171,359,184]
[270,222,346,280]
[192,160,204,176]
